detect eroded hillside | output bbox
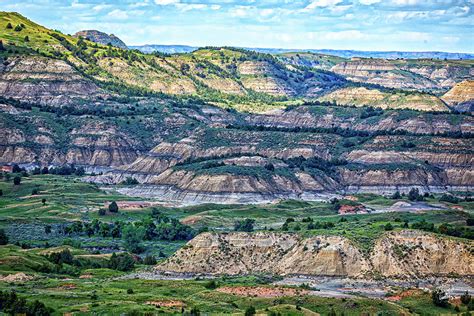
[158,230,474,278]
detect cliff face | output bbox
[330,58,473,91]
[371,230,474,277]
[0,56,102,105]
[441,80,474,112]
[158,231,474,278]
[158,232,370,277]
[318,87,449,112]
[74,30,128,50]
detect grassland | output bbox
[0,173,473,315]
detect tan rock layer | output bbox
[158,230,473,278]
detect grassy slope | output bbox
[0,11,458,113]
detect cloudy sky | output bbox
[4,0,474,52]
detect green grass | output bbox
[0,262,409,315]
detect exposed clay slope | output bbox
[0,55,101,105]
[158,231,474,278]
[441,80,474,112]
[372,230,474,277]
[158,232,369,277]
[319,87,449,112]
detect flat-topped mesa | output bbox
[157,230,474,278]
[74,30,128,50]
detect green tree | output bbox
[143,255,157,265]
[244,306,256,316]
[6,23,12,29]
[234,218,255,232]
[432,288,449,307]
[391,191,401,199]
[461,291,471,305]
[384,223,394,231]
[122,225,145,253]
[204,280,217,289]
[13,176,21,185]
[0,229,8,245]
[408,188,423,202]
[24,35,29,42]
[0,40,4,51]
[108,201,119,213]
[109,253,135,271]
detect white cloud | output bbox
[304,0,343,11]
[154,0,179,5]
[92,4,112,12]
[359,0,381,4]
[107,9,129,19]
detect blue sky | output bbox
[4,0,474,52]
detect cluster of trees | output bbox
[63,209,195,253]
[31,165,85,176]
[285,156,347,174]
[46,248,136,272]
[410,219,473,240]
[391,188,429,201]
[0,290,51,316]
[226,123,473,140]
[234,219,255,232]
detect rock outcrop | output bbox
[74,30,128,49]
[158,231,474,278]
[0,56,102,105]
[442,80,474,112]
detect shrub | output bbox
[408,188,423,201]
[127,288,134,294]
[143,255,157,265]
[24,36,29,42]
[0,290,52,315]
[461,291,471,305]
[108,201,119,213]
[384,223,394,231]
[122,177,139,185]
[391,191,401,199]
[98,208,106,216]
[6,23,12,29]
[0,229,8,245]
[41,198,47,205]
[14,25,22,32]
[439,194,460,204]
[13,176,21,185]
[245,306,256,316]
[48,249,73,265]
[0,189,3,196]
[108,253,135,271]
[234,218,255,232]
[204,280,217,289]
[432,288,449,307]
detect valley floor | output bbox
[0,174,473,315]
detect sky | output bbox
[3,0,474,52]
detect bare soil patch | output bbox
[145,300,186,308]
[0,272,35,282]
[216,286,309,298]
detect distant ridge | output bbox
[131,44,473,60]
